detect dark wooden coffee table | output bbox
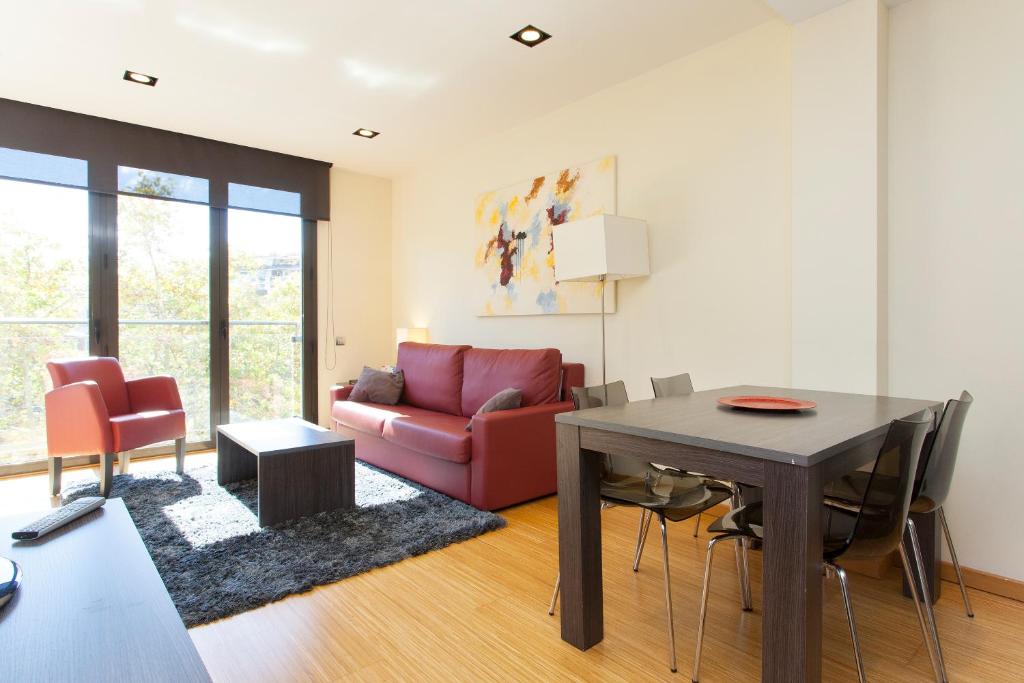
[216,418,355,526]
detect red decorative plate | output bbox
[718,395,817,411]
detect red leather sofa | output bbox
[329,342,583,510]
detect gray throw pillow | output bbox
[466,388,522,431]
[350,366,404,405]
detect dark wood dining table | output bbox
[554,385,942,682]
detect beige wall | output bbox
[791,0,888,394]
[889,0,1024,580]
[391,21,793,399]
[316,169,393,424]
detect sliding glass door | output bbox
[0,179,90,466]
[117,191,212,444]
[227,208,303,422]
[0,152,316,474]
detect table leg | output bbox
[556,422,604,650]
[762,460,824,682]
[217,433,256,485]
[902,510,942,604]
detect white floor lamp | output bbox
[552,214,650,399]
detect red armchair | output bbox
[45,357,186,497]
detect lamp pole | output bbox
[600,274,607,405]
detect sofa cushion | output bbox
[332,400,396,435]
[461,347,562,417]
[396,342,471,416]
[383,411,473,464]
[466,387,522,431]
[350,366,404,404]
[109,409,186,452]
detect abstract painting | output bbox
[474,156,616,316]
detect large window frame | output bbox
[0,99,328,476]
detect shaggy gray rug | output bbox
[64,462,505,627]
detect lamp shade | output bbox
[552,214,650,282]
[396,327,429,346]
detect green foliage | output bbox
[0,176,302,465]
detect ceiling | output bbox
[1,0,778,177]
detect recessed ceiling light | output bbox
[510,25,551,47]
[123,70,158,86]
[353,128,380,139]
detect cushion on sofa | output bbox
[465,387,522,431]
[350,366,404,404]
[460,347,562,417]
[383,411,473,464]
[396,342,471,416]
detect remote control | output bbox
[12,497,106,540]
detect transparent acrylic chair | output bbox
[691,410,943,683]
[548,380,732,672]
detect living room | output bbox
[1,0,1022,681]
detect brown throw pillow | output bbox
[350,366,404,405]
[466,388,522,431]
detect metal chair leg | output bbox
[548,573,560,616]
[693,511,701,537]
[734,537,753,611]
[830,563,866,683]
[657,513,677,673]
[633,509,652,572]
[938,507,974,618]
[908,518,950,683]
[49,457,62,497]
[98,453,115,498]
[175,437,186,474]
[899,542,943,683]
[692,534,732,682]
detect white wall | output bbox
[889,0,1024,580]
[791,0,888,394]
[391,22,793,400]
[317,169,393,424]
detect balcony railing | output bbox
[0,318,301,467]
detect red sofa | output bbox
[329,342,583,510]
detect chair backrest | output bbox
[837,409,932,560]
[914,390,973,511]
[650,373,694,398]
[46,356,131,416]
[571,381,649,481]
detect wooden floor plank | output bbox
[2,453,1021,681]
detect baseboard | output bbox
[941,561,1024,603]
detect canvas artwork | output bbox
[474,156,616,316]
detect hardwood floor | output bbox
[2,453,1022,681]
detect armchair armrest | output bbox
[126,375,183,412]
[469,401,575,509]
[45,381,114,457]
[330,384,354,403]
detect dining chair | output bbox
[823,391,974,682]
[548,380,732,673]
[646,373,754,611]
[691,410,942,683]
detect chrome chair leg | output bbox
[548,573,560,616]
[734,537,753,611]
[692,534,733,682]
[657,513,677,673]
[693,511,702,537]
[899,542,943,683]
[633,508,652,572]
[907,518,950,683]
[938,507,974,618]
[829,563,866,683]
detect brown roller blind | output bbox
[0,98,331,220]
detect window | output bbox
[0,178,89,466]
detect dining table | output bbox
[554,384,943,682]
